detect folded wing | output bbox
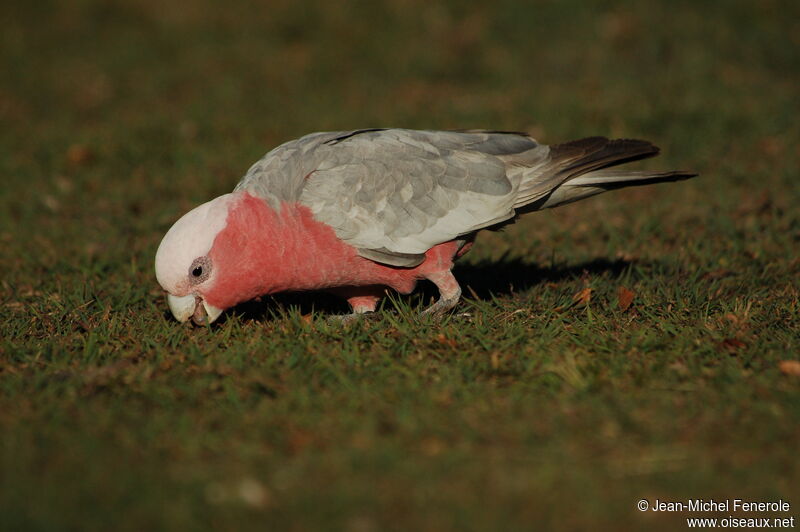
[298,129,540,266]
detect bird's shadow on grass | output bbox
[222,256,640,324]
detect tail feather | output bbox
[533,170,698,211]
[513,136,697,210]
[568,169,698,188]
[549,137,660,178]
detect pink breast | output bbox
[203,193,461,309]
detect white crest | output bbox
[154,193,237,294]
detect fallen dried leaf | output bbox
[66,144,95,166]
[435,333,457,348]
[572,287,592,306]
[702,269,734,281]
[287,429,313,454]
[419,437,445,456]
[617,286,635,311]
[778,360,800,376]
[718,338,746,354]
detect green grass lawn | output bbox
[1,0,799,530]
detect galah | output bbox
[155,129,696,324]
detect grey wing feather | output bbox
[296,129,537,266]
[234,131,356,208]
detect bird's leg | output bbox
[347,294,381,314]
[421,269,462,317]
[327,286,384,324]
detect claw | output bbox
[328,312,378,325]
[419,270,462,318]
[420,295,460,318]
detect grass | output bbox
[1,0,799,530]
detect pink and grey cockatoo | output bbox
[155,129,695,324]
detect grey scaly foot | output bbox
[420,294,461,317]
[420,270,462,317]
[328,313,356,325]
[328,311,379,325]
[326,286,384,325]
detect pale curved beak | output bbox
[166,293,223,325]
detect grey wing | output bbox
[234,130,354,208]
[298,129,542,266]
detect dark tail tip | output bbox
[550,137,662,179]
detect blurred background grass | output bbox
[1,0,799,530]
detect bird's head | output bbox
[155,193,239,325]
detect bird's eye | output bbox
[188,257,211,284]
